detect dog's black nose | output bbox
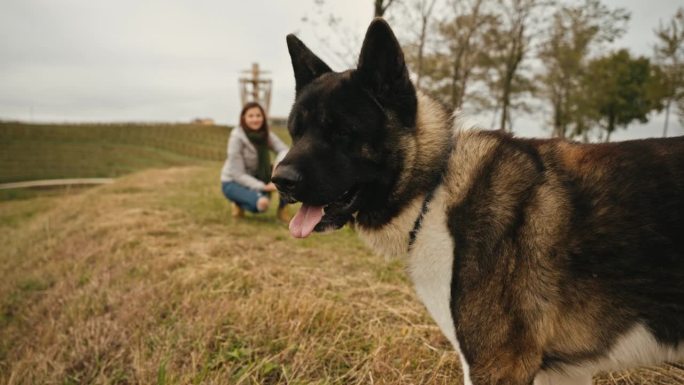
[272,164,302,195]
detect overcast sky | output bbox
[1,0,682,140]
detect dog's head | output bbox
[273,19,417,238]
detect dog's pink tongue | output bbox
[289,204,324,238]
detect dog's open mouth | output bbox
[289,185,361,238]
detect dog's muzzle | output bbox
[271,164,301,203]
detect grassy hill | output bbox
[0,121,242,183]
[1,165,682,384]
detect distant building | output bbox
[192,118,215,126]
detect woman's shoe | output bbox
[232,203,245,218]
[277,207,291,223]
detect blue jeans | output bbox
[221,181,285,213]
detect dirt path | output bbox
[0,178,114,190]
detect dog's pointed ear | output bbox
[286,34,332,94]
[357,18,413,97]
[356,18,416,128]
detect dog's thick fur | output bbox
[273,19,684,385]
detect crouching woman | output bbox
[220,102,289,222]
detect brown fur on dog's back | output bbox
[443,131,684,383]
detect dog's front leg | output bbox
[533,371,592,385]
[457,341,542,385]
[464,360,538,385]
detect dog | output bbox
[272,18,684,385]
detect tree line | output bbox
[305,0,684,141]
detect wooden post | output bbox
[239,63,272,114]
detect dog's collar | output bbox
[408,173,443,251]
[407,136,454,252]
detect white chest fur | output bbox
[357,188,459,345]
[406,188,473,384]
[357,188,472,384]
[407,187,458,347]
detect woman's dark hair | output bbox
[239,102,269,140]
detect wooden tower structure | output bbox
[239,63,272,114]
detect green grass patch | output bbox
[0,121,288,184]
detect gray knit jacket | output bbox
[220,126,289,191]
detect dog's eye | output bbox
[330,127,354,149]
[290,120,307,140]
[333,130,349,139]
[288,111,310,139]
[331,125,351,138]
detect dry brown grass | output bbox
[0,165,681,384]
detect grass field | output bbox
[0,121,243,183]
[1,164,683,385]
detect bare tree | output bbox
[375,0,400,17]
[399,0,492,110]
[414,0,439,89]
[300,5,358,68]
[654,7,684,137]
[479,0,550,132]
[442,0,489,109]
[301,0,402,68]
[391,0,441,90]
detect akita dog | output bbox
[272,18,684,385]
